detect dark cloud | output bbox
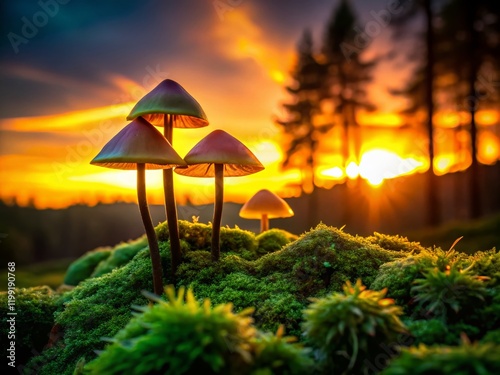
[1,0,390,119]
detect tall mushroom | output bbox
[127,79,208,275]
[239,189,294,233]
[175,129,264,261]
[90,117,186,295]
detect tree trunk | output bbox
[424,0,440,226]
[467,0,481,219]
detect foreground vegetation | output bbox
[1,221,499,374]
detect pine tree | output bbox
[437,0,500,218]
[389,0,442,226]
[321,0,377,170]
[275,30,332,194]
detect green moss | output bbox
[257,225,401,286]
[256,229,298,256]
[179,224,403,336]
[367,232,426,254]
[382,342,500,375]
[91,237,148,278]
[470,248,500,286]
[63,248,112,286]
[158,220,258,260]
[406,319,481,346]
[0,286,58,366]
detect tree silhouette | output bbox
[275,30,331,194]
[321,0,377,170]
[388,0,443,227]
[437,0,500,218]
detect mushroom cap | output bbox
[127,79,209,128]
[90,117,186,170]
[239,189,294,219]
[174,129,264,177]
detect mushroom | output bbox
[90,117,186,295]
[127,79,208,275]
[175,129,264,261]
[239,189,294,233]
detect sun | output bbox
[359,149,425,187]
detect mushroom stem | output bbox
[137,163,163,295]
[163,114,182,278]
[212,163,224,261]
[260,213,269,233]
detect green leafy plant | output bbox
[381,341,500,374]
[84,286,312,375]
[85,286,256,374]
[250,326,313,375]
[371,241,476,311]
[303,280,407,374]
[411,264,488,323]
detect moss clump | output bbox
[257,224,401,290]
[470,249,500,286]
[382,342,500,375]
[158,220,258,260]
[0,286,58,366]
[63,247,112,286]
[255,229,298,256]
[91,237,148,278]
[367,232,426,254]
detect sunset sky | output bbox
[1,0,498,208]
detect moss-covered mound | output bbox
[63,247,112,286]
[26,223,405,374]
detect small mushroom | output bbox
[240,189,294,233]
[175,129,264,261]
[127,79,208,276]
[90,117,186,295]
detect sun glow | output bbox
[359,149,425,186]
[319,149,426,187]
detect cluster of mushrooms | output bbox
[91,79,293,295]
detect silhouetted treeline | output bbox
[276,0,500,229]
[1,164,499,266]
